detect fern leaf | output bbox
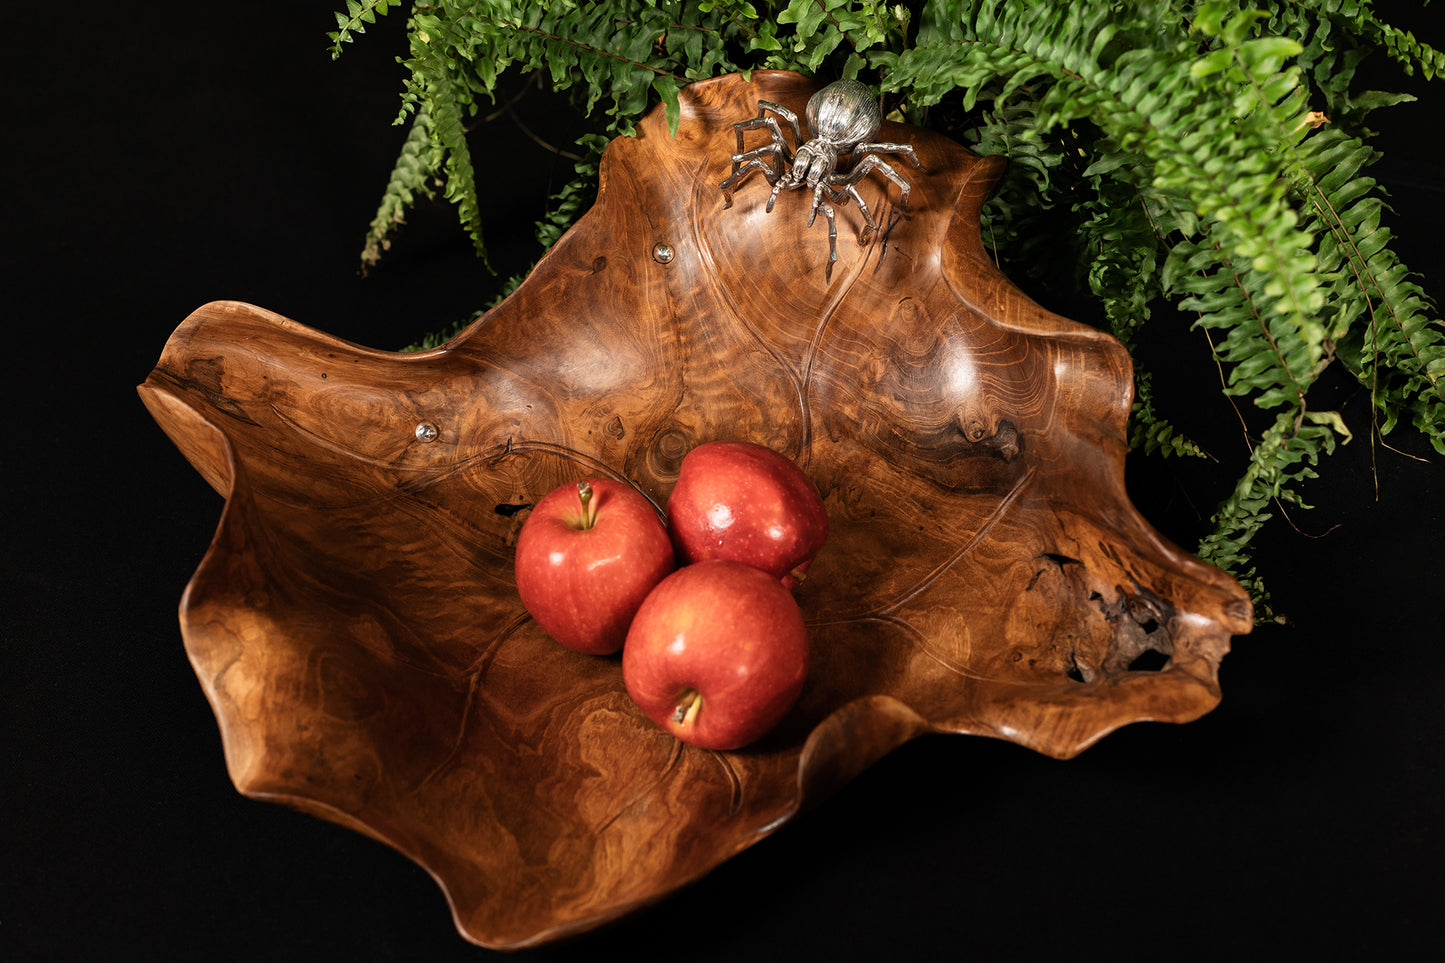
[1196,404,1347,619]
[328,0,402,60]
[965,93,1071,276]
[1290,124,1445,451]
[360,107,436,273]
[407,18,489,267]
[440,2,694,132]
[533,134,610,251]
[1077,167,1208,458]
[1202,0,1443,122]
[1309,0,1445,80]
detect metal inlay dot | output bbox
[415,422,439,443]
[652,242,675,264]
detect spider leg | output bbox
[724,143,790,210]
[751,101,803,146]
[721,159,783,210]
[731,143,786,178]
[813,199,838,282]
[838,154,915,212]
[766,176,789,213]
[828,181,879,245]
[730,108,804,215]
[731,115,793,174]
[806,182,827,228]
[852,143,924,170]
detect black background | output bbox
[5,3,1442,960]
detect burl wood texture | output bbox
[138,71,1253,948]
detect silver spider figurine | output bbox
[720,79,923,279]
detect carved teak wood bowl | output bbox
[139,71,1253,948]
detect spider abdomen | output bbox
[805,79,881,152]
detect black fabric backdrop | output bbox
[5,4,1442,960]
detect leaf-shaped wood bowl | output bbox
[138,71,1253,948]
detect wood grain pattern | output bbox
[138,70,1253,948]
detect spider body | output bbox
[719,79,923,278]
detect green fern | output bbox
[965,93,1071,281]
[1225,0,1439,121]
[531,134,610,250]
[360,106,435,273]
[1291,126,1445,452]
[328,0,403,59]
[1078,174,1208,459]
[331,0,1444,618]
[771,0,913,75]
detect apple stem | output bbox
[576,481,597,530]
[671,689,702,728]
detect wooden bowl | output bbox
[138,70,1252,948]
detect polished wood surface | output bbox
[138,70,1251,948]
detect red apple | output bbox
[622,559,809,750]
[666,441,828,588]
[514,479,675,655]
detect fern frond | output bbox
[1198,1,1441,122]
[1290,125,1445,450]
[1199,4,1445,455]
[966,93,1070,266]
[772,0,912,76]
[534,133,610,251]
[1131,397,1211,459]
[1077,171,1208,458]
[359,1,783,271]
[360,107,436,273]
[1196,405,1350,620]
[1306,0,1444,80]
[328,0,403,60]
[421,2,716,133]
[406,14,488,266]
